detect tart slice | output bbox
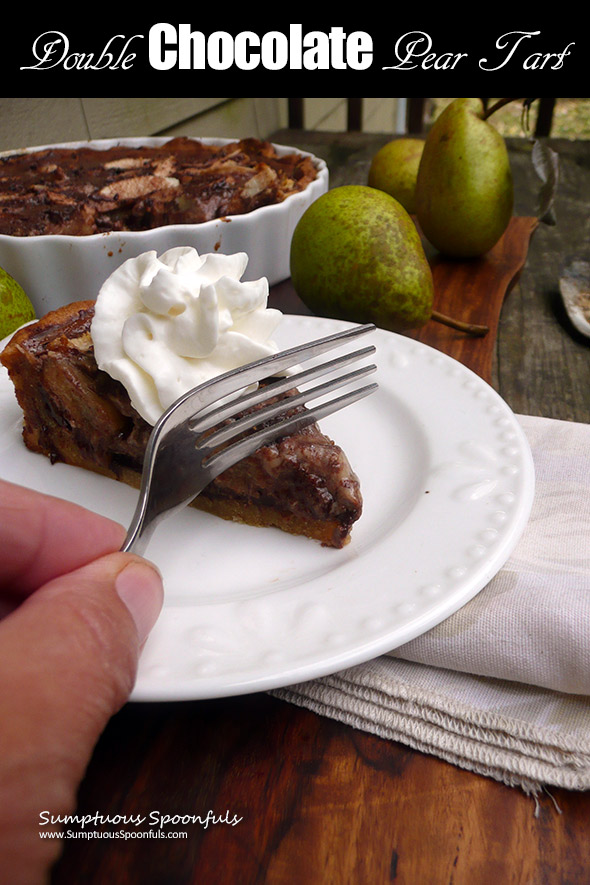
[1,302,363,547]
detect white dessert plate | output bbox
[0,316,535,702]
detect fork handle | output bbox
[120,514,156,555]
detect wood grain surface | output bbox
[51,133,590,885]
[411,216,539,382]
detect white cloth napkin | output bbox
[273,414,590,795]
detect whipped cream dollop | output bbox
[91,246,283,425]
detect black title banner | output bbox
[9,21,584,95]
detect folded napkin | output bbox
[273,414,590,795]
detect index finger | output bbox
[0,479,126,597]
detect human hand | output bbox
[0,479,164,884]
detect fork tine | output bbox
[190,343,376,434]
[202,381,378,477]
[121,323,378,555]
[121,377,377,556]
[195,362,377,452]
[163,323,376,422]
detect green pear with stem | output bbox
[415,97,514,258]
[290,186,487,336]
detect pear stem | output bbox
[431,309,489,337]
[483,97,522,120]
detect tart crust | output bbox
[1,302,363,547]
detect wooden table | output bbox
[52,132,590,884]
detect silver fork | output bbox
[121,323,377,554]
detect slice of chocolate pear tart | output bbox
[1,302,365,547]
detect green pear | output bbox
[0,266,36,339]
[415,97,514,258]
[368,138,424,214]
[290,185,434,332]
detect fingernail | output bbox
[116,561,164,644]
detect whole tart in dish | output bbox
[1,303,363,548]
[0,137,318,237]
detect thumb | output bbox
[0,552,163,880]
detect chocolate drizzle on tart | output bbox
[1,303,363,547]
[0,137,318,237]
